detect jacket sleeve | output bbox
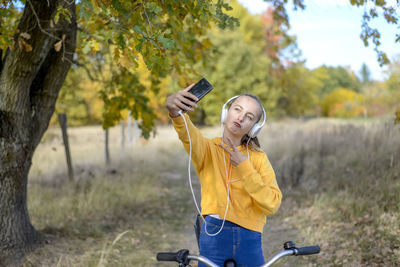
[236,152,282,216]
[170,113,208,170]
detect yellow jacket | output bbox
[171,113,282,233]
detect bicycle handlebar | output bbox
[156,242,320,267]
[157,251,218,267]
[262,245,320,267]
[157,252,180,262]
[157,249,190,264]
[295,245,320,256]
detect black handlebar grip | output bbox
[296,245,321,255]
[157,252,178,262]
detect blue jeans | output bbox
[199,216,265,267]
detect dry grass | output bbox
[22,117,400,266]
[26,125,198,266]
[260,117,400,266]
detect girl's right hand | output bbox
[166,83,199,117]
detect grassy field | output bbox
[23,117,400,266]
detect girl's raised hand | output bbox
[219,137,247,166]
[166,84,199,117]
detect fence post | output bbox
[128,111,133,145]
[58,113,74,181]
[121,120,125,151]
[133,119,141,142]
[105,128,110,165]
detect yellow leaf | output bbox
[202,38,212,49]
[113,47,120,60]
[88,40,100,53]
[62,34,66,41]
[18,38,23,50]
[92,40,100,52]
[54,40,62,52]
[119,53,131,69]
[395,111,400,124]
[18,38,32,52]
[20,32,31,40]
[178,76,187,88]
[21,39,32,52]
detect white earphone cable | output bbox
[178,110,230,236]
[246,137,251,161]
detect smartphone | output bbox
[184,78,213,109]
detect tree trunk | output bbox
[0,0,77,265]
[0,142,39,265]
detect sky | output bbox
[237,0,400,81]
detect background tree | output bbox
[55,65,104,126]
[192,27,276,125]
[312,65,360,96]
[275,63,319,117]
[169,0,296,125]
[383,55,400,117]
[359,62,372,85]
[320,87,364,117]
[384,55,400,95]
[0,0,237,264]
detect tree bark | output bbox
[0,0,77,265]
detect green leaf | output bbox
[83,0,93,10]
[148,3,162,14]
[82,42,91,54]
[157,34,174,49]
[79,4,91,21]
[92,33,105,41]
[135,39,144,52]
[54,13,60,24]
[112,0,124,13]
[133,25,146,36]
[117,33,126,49]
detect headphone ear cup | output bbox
[248,124,262,138]
[220,108,228,124]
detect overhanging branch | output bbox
[73,60,98,81]
[26,0,61,42]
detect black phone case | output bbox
[188,78,213,101]
[184,78,213,107]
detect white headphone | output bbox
[220,95,266,138]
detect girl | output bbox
[166,83,282,267]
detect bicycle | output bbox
[156,240,320,267]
